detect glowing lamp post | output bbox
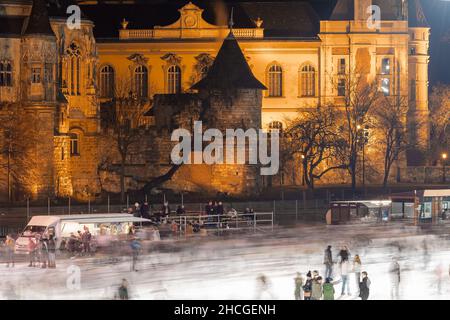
[442,153,448,183]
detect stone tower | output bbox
[20,0,58,198]
[191,31,267,196]
[407,0,430,165]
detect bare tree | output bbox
[100,78,150,203]
[372,96,410,189]
[0,102,39,202]
[284,105,347,189]
[429,84,450,163]
[333,71,381,195]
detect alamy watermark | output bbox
[170,121,280,176]
[66,265,81,290]
[66,5,81,30]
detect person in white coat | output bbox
[340,258,351,296]
[353,255,362,295]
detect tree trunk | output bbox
[120,155,126,204]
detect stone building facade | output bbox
[0,0,434,200]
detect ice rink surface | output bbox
[2,222,450,300]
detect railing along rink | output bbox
[167,212,274,236]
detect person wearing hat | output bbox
[303,271,313,300]
[311,276,323,300]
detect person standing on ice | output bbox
[130,237,142,272]
[435,262,444,294]
[118,279,129,300]
[311,276,323,300]
[302,271,313,300]
[255,274,275,299]
[340,257,351,296]
[324,245,334,279]
[294,272,304,300]
[322,277,336,300]
[353,255,362,295]
[389,259,401,300]
[359,272,371,300]
[5,235,15,268]
[47,234,56,268]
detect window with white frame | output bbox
[300,64,316,97]
[0,61,12,87]
[167,65,181,94]
[134,65,148,98]
[99,65,115,98]
[268,64,282,97]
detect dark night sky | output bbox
[98,0,450,85]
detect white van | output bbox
[15,214,154,254]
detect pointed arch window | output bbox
[167,65,181,94]
[134,65,148,98]
[300,64,316,97]
[200,65,209,79]
[268,64,282,97]
[0,61,12,87]
[66,43,82,96]
[99,65,115,98]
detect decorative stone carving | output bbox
[254,17,263,28]
[127,53,148,65]
[161,53,182,65]
[121,18,129,30]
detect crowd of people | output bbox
[26,233,57,269]
[292,245,372,300]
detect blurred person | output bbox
[422,239,429,269]
[81,226,92,256]
[338,245,350,263]
[118,279,129,300]
[5,235,15,268]
[40,236,49,268]
[389,259,401,300]
[303,271,313,300]
[324,245,333,279]
[311,276,323,300]
[130,237,141,272]
[359,272,371,300]
[133,202,140,216]
[216,202,224,216]
[27,236,36,267]
[161,201,170,218]
[353,254,362,295]
[47,234,56,268]
[435,262,444,295]
[294,272,304,300]
[171,220,179,237]
[140,201,150,219]
[340,257,351,296]
[176,205,185,215]
[322,277,335,300]
[255,274,275,299]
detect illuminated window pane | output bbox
[70,133,80,156]
[381,58,390,75]
[381,78,390,96]
[100,65,115,98]
[168,65,181,94]
[134,65,148,98]
[300,65,316,97]
[268,65,282,97]
[338,58,346,75]
[0,61,12,87]
[337,79,346,96]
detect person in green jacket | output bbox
[323,277,335,300]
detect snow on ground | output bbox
[2,222,450,300]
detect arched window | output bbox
[268,64,282,97]
[134,65,148,98]
[167,65,181,94]
[300,65,316,97]
[99,65,115,98]
[70,133,80,156]
[269,121,283,131]
[66,43,81,96]
[0,61,12,87]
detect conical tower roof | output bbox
[24,0,56,37]
[409,0,429,28]
[191,31,266,91]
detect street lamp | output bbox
[442,153,448,183]
[357,125,370,188]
